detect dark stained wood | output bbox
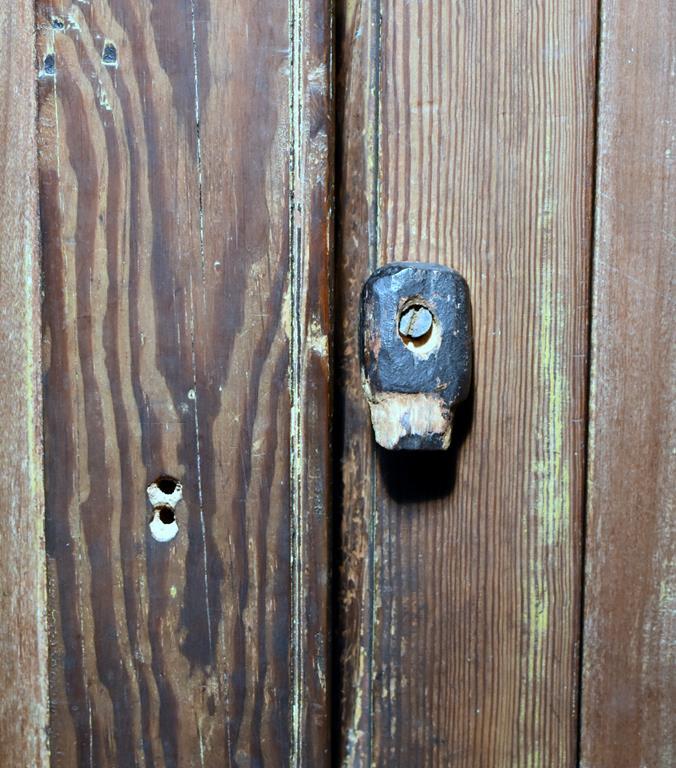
[0,2,49,766]
[580,1,675,765]
[36,0,332,764]
[336,0,596,763]
[286,0,334,760]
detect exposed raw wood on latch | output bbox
[359,262,472,450]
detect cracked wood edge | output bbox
[365,393,452,450]
[0,1,49,766]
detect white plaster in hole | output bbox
[146,480,183,509]
[147,478,183,542]
[149,512,179,543]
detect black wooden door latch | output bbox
[360,262,472,450]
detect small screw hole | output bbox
[157,505,175,525]
[397,300,442,356]
[102,42,118,66]
[155,475,178,495]
[42,54,55,76]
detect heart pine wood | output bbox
[36,1,332,764]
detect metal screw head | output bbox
[399,304,433,340]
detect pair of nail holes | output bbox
[147,476,182,542]
[398,299,441,357]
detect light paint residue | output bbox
[149,514,179,543]
[307,316,329,358]
[147,480,183,509]
[147,480,183,542]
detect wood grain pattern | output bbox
[36,1,331,765]
[0,2,49,766]
[580,0,675,765]
[336,0,596,764]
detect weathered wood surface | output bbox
[580,0,675,765]
[336,0,596,763]
[0,2,49,767]
[36,0,332,765]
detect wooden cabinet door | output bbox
[335,1,594,764]
[33,0,332,764]
[0,0,672,767]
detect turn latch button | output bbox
[359,262,472,450]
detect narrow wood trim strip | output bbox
[289,0,334,762]
[581,0,675,763]
[0,1,49,765]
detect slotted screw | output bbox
[399,305,433,340]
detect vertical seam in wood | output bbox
[289,0,304,762]
[188,0,215,674]
[577,0,605,762]
[31,6,50,760]
[369,0,382,275]
[367,2,382,765]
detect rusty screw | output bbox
[399,304,433,341]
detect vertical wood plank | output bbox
[288,0,334,760]
[335,0,381,760]
[0,2,49,766]
[581,0,675,765]
[337,0,596,764]
[37,0,332,764]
